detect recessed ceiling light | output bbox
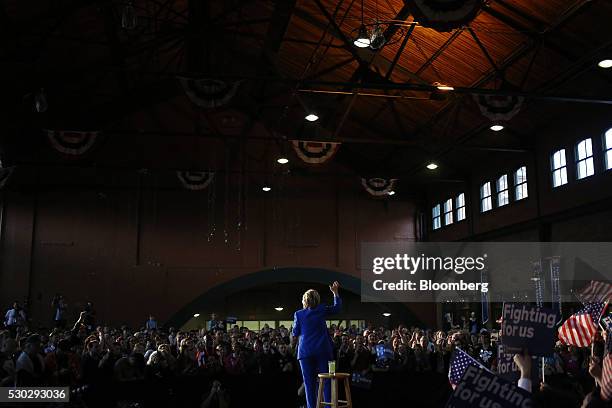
[382,312,391,317]
[262,186,271,192]
[277,158,289,164]
[388,190,395,196]
[193,313,200,318]
[598,59,612,69]
[436,85,454,91]
[490,124,504,132]
[274,307,284,312]
[426,163,438,170]
[305,113,319,122]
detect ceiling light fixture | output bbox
[305,113,319,122]
[353,0,370,48]
[436,84,454,91]
[382,312,391,317]
[388,190,395,196]
[274,307,284,312]
[598,59,612,69]
[262,186,271,192]
[193,313,200,318]
[426,163,438,170]
[490,124,504,132]
[277,158,289,164]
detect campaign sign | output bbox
[445,365,532,408]
[497,344,540,385]
[501,303,558,357]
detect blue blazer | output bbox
[292,296,342,360]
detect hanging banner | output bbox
[409,0,483,32]
[291,140,340,164]
[0,167,13,189]
[178,78,242,109]
[481,269,489,325]
[550,256,562,323]
[473,94,523,122]
[176,171,215,191]
[45,130,101,157]
[533,260,544,308]
[361,178,397,197]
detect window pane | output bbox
[455,193,465,207]
[481,197,492,212]
[433,216,441,230]
[552,149,566,169]
[515,183,528,200]
[606,150,612,170]
[515,166,527,184]
[498,190,509,207]
[577,140,587,159]
[481,182,491,198]
[432,204,440,217]
[444,198,453,213]
[457,207,466,221]
[497,174,508,191]
[605,128,612,150]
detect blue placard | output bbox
[501,303,559,357]
[445,365,532,408]
[497,344,540,385]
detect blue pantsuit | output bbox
[292,295,342,408]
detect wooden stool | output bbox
[316,372,352,408]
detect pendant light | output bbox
[353,0,370,48]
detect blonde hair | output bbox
[302,289,320,309]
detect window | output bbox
[604,128,612,170]
[432,204,441,230]
[551,149,568,187]
[514,166,528,200]
[496,175,509,207]
[455,193,466,221]
[443,198,453,226]
[480,182,492,213]
[576,138,594,179]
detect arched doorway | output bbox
[166,267,429,329]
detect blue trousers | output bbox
[299,355,331,408]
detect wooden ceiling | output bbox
[2,0,612,186]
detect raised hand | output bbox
[329,281,340,296]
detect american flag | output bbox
[448,348,489,387]
[603,333,612,401]
[577,281,612,304]
[558,302,607,347]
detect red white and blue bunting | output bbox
[291,140,341,165]
[45,130,101,157]
[409,0,483,32]
[176,171,215,191]
[0,167,13,189]
[361,178,397,197]
[178,78,242,109]
[473,94,524,122]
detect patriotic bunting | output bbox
[361,178,397,197]
[474,94,523,122]
[45,130,101,157]
[176,171,215,191]
[409,0,483,32]
[291,140,340,164]
[179,78,242,109]
[558,302,606,347]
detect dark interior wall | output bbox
[0,169,430,327]
[427,105,612,242]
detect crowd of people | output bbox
[1,297,610,407]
